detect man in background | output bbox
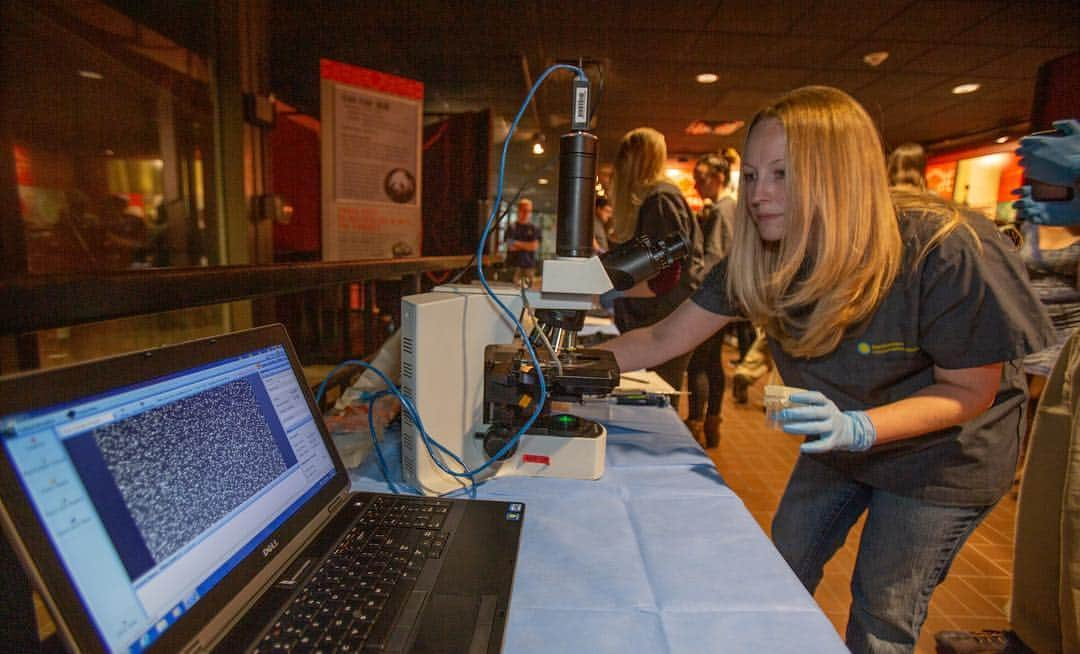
[505,198,540,287]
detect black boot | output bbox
[704,415,721,448]
[732,375,750,404]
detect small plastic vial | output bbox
[763,385,808,430]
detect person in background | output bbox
[685,153,736,446]
[722,147,741,195]
[721,146,758,368]
[936,118,1080,654]
[729,140,772,405]
[608,126,706,392]
[1018,214,1080,388]
[504,197,540,287]
[598,86,1053,653]
[1013,211,1080,483]
[593,196,612,253]
[730,327,773,404]
[887,142,928,192]
[100,195,150,269]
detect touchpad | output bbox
[412,593,498,654]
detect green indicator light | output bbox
[555,415,575,425]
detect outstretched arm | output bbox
[596,300,733,373]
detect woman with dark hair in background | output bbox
[887,142,927,191]
[609,127,706,392]
[599,87,1053,652]
[684,153,736,446]
[593,196,612,253]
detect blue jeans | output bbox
[772,456,995,654]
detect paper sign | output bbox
[320,59,423,260]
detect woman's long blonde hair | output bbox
[726,86,904,358]
[611,127,669,244]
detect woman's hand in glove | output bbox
[777,391,876,454]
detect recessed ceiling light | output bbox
[995,135,1009,144]
[862,51,889,67]
[537,178,549,185]
[78,70,104,79]
[952,83,980,95]
[531,132,545,156]
[695,73,718,84]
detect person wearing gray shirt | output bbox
[598,87,1053,654]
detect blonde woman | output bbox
[608,127,705,391]
[599,87,1053,653]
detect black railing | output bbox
[0,256,492,336]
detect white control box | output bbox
[399,283,522,496]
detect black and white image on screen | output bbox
[91,378,289,563]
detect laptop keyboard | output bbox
[254,496,452,653]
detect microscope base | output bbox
[495,426,606,481]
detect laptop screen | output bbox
[0,344,337,653]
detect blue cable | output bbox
[317,63,589,493]
[363,389,397,493]
[471,63,587,467]
[317,358,484,495]
[316,359,476,493]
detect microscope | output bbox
[400,78,688,496]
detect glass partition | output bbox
[5,0,218,274]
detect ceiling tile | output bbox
[685,33,852,68]
[790,0,911,38]
[601,2,724,32]
[705,67,811,93]
[968,47,1078,80]
[702,0,818,35]
[268,0,1064,203]
[596,29,702,63]
[900,44,1014,75]
[834,40,936,72]
[853,71,952,107]
[952,1,1080,47]
[800,69,881,93]
[871,0,1008,40]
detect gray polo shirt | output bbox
[692,209,1054,506]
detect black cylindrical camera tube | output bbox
[556,131,598,258]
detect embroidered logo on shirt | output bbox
[856,341,920,356]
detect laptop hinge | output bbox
[327,491,348,516]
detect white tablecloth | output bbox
[349,402,846,653]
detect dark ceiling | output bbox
[272,1,1079,214]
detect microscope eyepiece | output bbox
[651,232,690,269]
[600,231,691,291]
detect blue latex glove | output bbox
[777,391,876,454]
[1015,119,1080,188]
[1012,186,1080,226]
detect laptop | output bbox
[0,324,523,653]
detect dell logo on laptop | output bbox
[262,539,279,558]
